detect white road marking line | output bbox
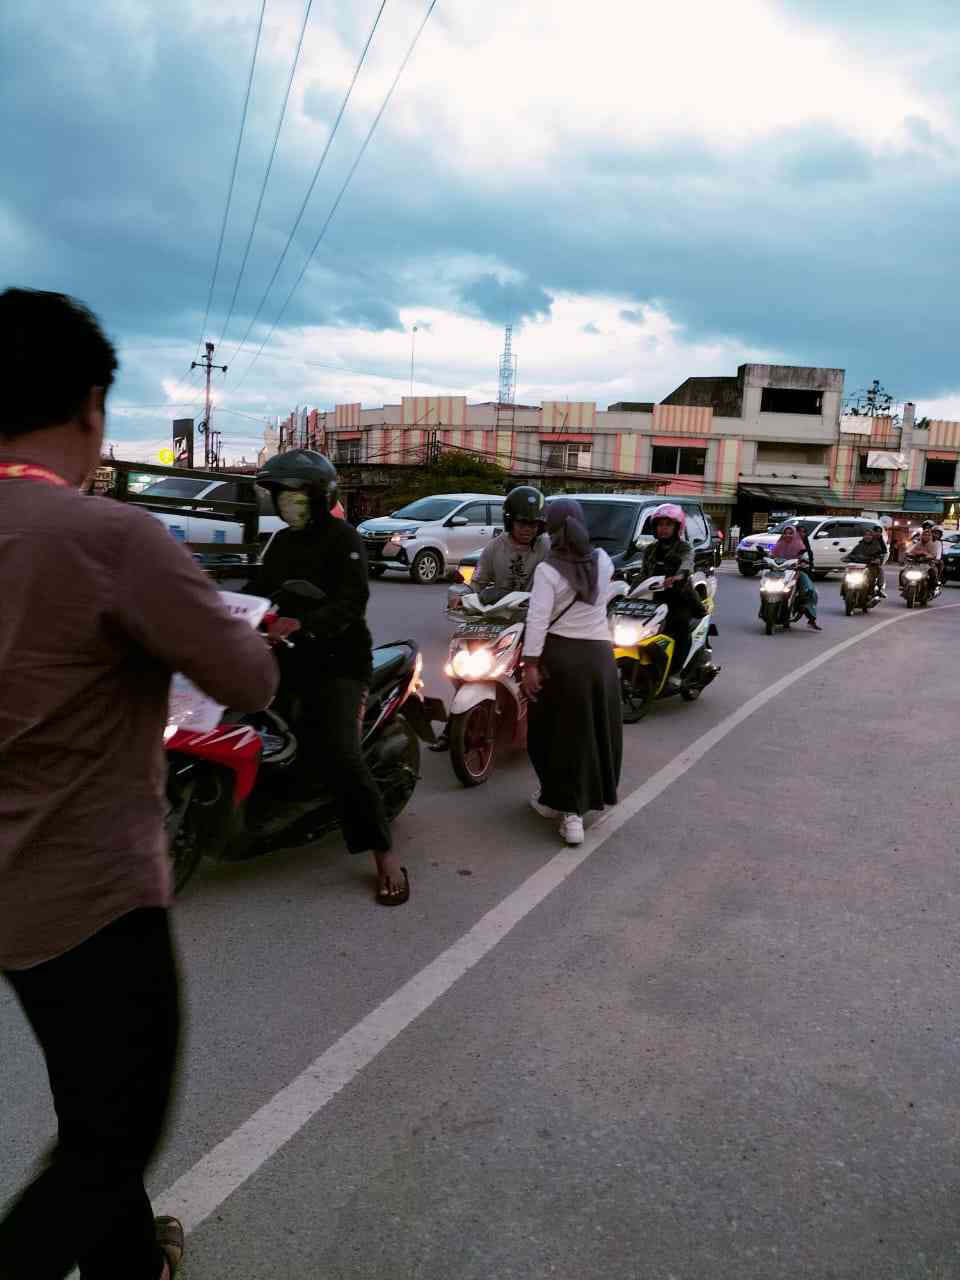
[155,604,960,1234]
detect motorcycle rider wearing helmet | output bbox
[255,450,408,906]
[636,504,703,682]
[432,486,549,754]
[844,525,888,597]
[909,524,942,595]
[470,485,550,598]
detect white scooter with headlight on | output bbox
[443,587,530,786]
[758,556,805,635]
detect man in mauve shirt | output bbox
[0,288,278,1280]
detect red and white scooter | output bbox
[164,588,443,892]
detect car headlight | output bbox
[905,570,924,581]
[389,530,418,544]
[845,570,867,585]
[614,623,640,646]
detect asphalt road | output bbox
[3,567,959,1279]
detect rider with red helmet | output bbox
[636,503,700,683]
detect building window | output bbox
[858,454,886,483]
[760,387,823,415]
[651,445,706,477]
[924,457,957,487]
[541,442,592,470]
[336,440,361,465]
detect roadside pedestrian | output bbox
[0,287,279,1280]
[522,498,622,846]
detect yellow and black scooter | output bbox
[609,575,720,723]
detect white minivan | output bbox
[737,515,885,578]
[357,493,505,584]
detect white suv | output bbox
[358,493,505,584]
[737,515,885,578]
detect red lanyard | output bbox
[0,463,69,487]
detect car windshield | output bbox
[391,497,463,521]
[767,518,820,536]
[549,501,638,550]
[140,478,209,499]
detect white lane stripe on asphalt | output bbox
[156,604,960,1234]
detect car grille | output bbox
[362,534,388,559]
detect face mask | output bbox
[278,491,311,530]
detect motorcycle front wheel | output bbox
[618,658,656,723]
[165,777,205,894]
[449,702,499,786]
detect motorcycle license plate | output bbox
[457,622,505,638]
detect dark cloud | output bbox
[458,274,554,327]
[3,0,960,434]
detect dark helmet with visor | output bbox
[503,485,546,535]
[256,449,339,526]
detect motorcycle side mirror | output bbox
[281,578,327,602]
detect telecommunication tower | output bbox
[496,325,518,432]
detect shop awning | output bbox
[738,484,840,509]
[902,489,948,513]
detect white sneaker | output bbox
[530,794,561,819]
[560,814,584,845]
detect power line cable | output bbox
[231,0,439,392]
[195,0,268,355]
[226,0,390,369]
[218,0,315,348]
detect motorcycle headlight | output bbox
[846,570,867,585]
[905,570,924,581]
[163,724,179,743]
[452,646,494,679]
[762,580,786,593]
[614,623,640,646]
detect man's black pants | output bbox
[0,908,179,1280]
[300,676,393,855]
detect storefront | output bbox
[734,484,844,537]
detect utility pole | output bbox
[410,325,418,397]
[191,341,228,469]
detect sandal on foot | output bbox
[376,866,410,907]
[155,1216,184,1278]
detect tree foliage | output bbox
[386,450,509,510]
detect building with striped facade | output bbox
[267,364,960,536]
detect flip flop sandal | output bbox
[155,1216,184,1278]
[376,866,410,907]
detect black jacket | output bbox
[257,519,373,681]
[846,535,887,564]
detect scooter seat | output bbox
[370,642,415,693]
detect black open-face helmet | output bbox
[503,485,546,535]
[256,449,339,524]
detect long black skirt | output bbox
[528,635,623,817]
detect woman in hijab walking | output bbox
[770,522,821,630]
[522,499,622,846]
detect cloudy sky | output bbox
[3,0,958,461]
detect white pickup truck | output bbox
[137,475,283,557]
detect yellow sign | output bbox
[158,447,175,465]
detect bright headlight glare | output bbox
[163,724,179,743]
[762,580,786,593]
[614,623,640,646]
[451,646,494,679]
[905,570,924,581]
[846,571,867,585]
